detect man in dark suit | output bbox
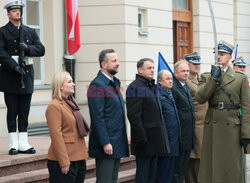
[87,49,129,183]
[171,60,195,183]
[126,58,170,183]
[0,1,45,155]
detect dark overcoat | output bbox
[171,76,195,152]
[87,71,129,158]
[0,22,45,94]
[158,85,181,157]
[126,74,170,156]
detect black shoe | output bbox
[9,148,18,155]
[18,147,36,154]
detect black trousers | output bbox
[95,158,120,183]
[47,160,86,183]
[156,156,176,183]
[4,93,32,133]
[172,150,191,183]
[135,156,158,183]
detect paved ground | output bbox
[0,136,50,167]
[0,136,250,182]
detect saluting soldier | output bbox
[196,41,250,183]
[184,52,208,183]
[0,1,45,155]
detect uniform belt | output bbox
[209,102,239,110]
[11,56,33,65]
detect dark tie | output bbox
[183,84,188,92]
[110,80,118,94]
[168,90,175,102]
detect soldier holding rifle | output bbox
[196,40,250,183]
[0,1,45,155]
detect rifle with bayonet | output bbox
[18,24,26,89]
[16,3,27,89]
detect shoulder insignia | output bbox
[234,70,245,75]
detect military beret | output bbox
[184,51,201,64]
[4,0,25,12]
[232,56,246,67]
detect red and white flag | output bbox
[66,0,81,55]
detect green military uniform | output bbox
[196,66,250,183]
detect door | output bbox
[173,0,193,63]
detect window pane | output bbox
[182,0,188,10]
[177,0,181,9]
[26,1,39,26]
[138,13,142,29]
[175,0,188,10]
[172,0,176,9]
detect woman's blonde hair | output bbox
[51,71,70,100]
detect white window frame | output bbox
[138,9,149,36]
[22,0,44,85]
[138,10,144,31]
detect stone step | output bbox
[0,159,135,183]
[0,153,135,179]
[0,168,49,183]
[85,168,136,183]
[28,122,49,136]
[0,167,136,183]
[0,137,136,182]
[0,137,50,177]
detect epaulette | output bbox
[202,72,210,74]
[234,70,246,75]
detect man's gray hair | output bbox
[158,70,172,80]
[174,60,188,71]
[137,58,154,69]
[158,70,165,80]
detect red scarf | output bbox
[63,95,90,137]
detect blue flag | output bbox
[158,52,174,75]
[235,44,238,60]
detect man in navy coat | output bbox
[87,49,129,183]
[156,70,181,183]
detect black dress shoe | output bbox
[9,148,18,155]
[18,147,36,154]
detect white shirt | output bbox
[101,71,113,81]
[179,81,186,87]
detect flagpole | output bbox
[235,44,238,60]
[64,0,76,97]
[64,0,76,83]
[153,52,159,84]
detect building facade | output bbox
[0,0,249,137]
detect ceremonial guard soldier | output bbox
[232,56,247,73]
[184,52,208,183]
[196,41,250,183]
[0,1,45,155]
